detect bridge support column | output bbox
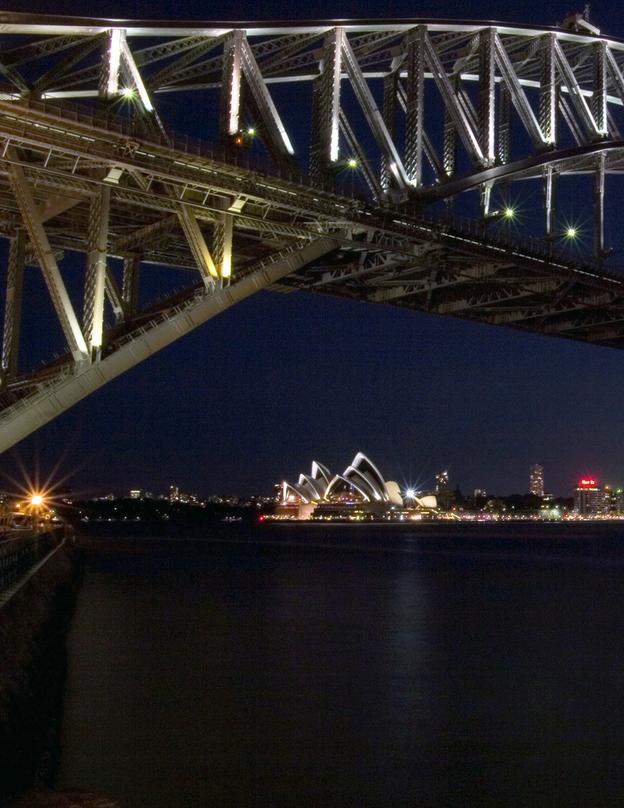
[1,230,26,383]
[480,182,493,217]
[479,28,496,166]
[539,34,557,145]
[498,85,511,165]
[443,81,458,178]
[84,185,111,359]
[405,27,426,187]
[543,165,557,240]
[220,31,243,141]
[381,71,397,192]
[310,29,342,190]
[212,212,233,280]
[594,153,606,257]
[593,41,608,136]
[99,29,122,99]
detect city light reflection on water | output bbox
[57,523,624,807]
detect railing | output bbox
[381,207,624,282]
[0,531,63,602]
[1,94,624,423]
[1,95,314,189]
[6,94,622,279]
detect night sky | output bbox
[3,0,624,499]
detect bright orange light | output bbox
[30,494,44,506]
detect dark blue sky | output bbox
[4,0,624,498]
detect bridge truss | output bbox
[2,12,624,449]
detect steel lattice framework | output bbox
[2,12,624,450]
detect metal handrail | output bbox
[0,531,60,599]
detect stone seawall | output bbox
[0,542,81,805]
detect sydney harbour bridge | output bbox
[0,10,623,450]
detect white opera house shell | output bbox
[280,452,437,517]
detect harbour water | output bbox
[56,523,624,807]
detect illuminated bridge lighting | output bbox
[1,13,624,452]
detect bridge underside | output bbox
[2,14,624,449]
[277,220,624,349]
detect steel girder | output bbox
[0,236,340,452]
[4,15,624,447]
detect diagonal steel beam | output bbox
[112,214,179,255]
[494,32,545,148]
[105,268,125,321]
[30,34,103,97]
[122,256,140,315]
[240,36,295,158]
[553,39,602,140]
[147,35,223,90]
[0,236,340,453]
[341,31,409,188]
[396,79,443,179]
[421,29,485,166]
[7,150,87,360]
[177,205,219,284]
[339,110,383,199]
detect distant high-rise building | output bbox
[435,470,449,490]
[529,464,545,497]
[435,469,452,510]
[574,477,608,515]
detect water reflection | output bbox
[57,527,624,807]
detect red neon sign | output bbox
[579,478,597,487]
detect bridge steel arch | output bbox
[2,13,624,448]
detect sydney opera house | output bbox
[277,452,437,520]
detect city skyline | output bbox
[20,457,624,502]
